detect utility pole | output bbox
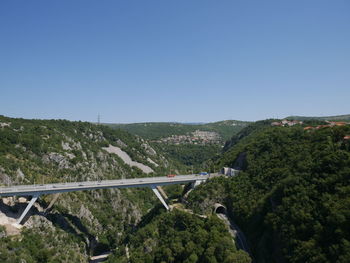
[98,114,101,125]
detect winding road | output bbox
[216,212,252,256]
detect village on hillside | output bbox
[271,119,350,140]
[154,130,221,145]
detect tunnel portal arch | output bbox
[213,203,227,214]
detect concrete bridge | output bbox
[0,174,209,224]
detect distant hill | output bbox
[104,120,250,169]
[105,120,250,142]
[286,114,350,121]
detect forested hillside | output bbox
[0,115,183,262]
[0,116,176,185]
[188,123,350,263]
[286,114,350,121]
[107,209,251,263]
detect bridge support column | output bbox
[17,194,39,225]
[150,185,169,210]
[192,180,202,189]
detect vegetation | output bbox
[0,227,87,263]
[188,123,350,263]
[0,115,182,260]
[1,115,349,262]
[1,115,242,262]
[0,115,185,185]
[286,114,350,121]
[107,209,251,263]
[154,144,221,171]
[105,120,250,170]
[105,120,249,141]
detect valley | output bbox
[2,1,349,262]
[0,115,349,263]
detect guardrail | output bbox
[0,175,210,196]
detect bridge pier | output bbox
[0,176,210,221]
[192,180,203,188]
[150,185,169,210]
[17,194,40,224]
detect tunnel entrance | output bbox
[213,203,227,214]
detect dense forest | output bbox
[107,209,251,263]
[188,123,350,262]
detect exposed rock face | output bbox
[116,139,127,148]
[147,157,159,167]
[141,143,157,156]
[62,135,82,150]
[0,206,17,226]
[109,189,143,225]
[72,141,82,150]
[42,153,70,169]
[0,167,12,185]
[16,168,25,181]
[65,153,76,160]
[25,215,55,231]
[87,131,105,142]
[0,227,6,238]
[62,141,72,151]
[78,205,94,223]
[0,122,10,128]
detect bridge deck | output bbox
[0,175,209,197]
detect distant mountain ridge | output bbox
[104,120,250,141]
[286,114,350,121]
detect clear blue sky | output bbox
[1,0,349,123]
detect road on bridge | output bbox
[0,174,212,224]
[0,174,210,197]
